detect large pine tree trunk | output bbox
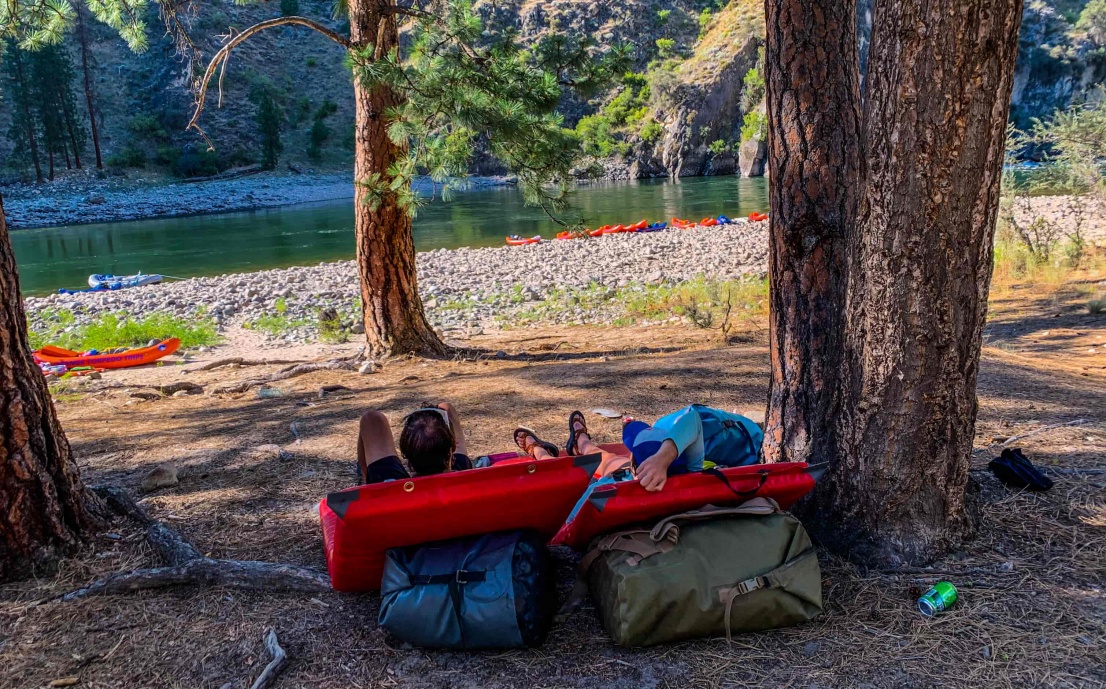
[348,0,446,359]
[816,0,1024,565]
[0,197,99,581]
[765,0,1024,565]
[76,5,103,170]
[763,0,862,466]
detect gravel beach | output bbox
[1,171,514,228]
[23,220,771,344]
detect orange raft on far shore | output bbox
[33,338,181,370]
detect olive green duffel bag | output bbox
[582,498,822,647]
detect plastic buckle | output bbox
[734,576,763,595]
[455,570,470,584]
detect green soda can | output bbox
[917,582,958,616]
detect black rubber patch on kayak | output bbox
[326,489,360,520]
[805,462,828,483]
[588,486,617,512]
[573,452,602,476]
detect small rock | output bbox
[351,323,365,334]
[998,561,1014,572]
[982,645,992,660]
[88,371,102,380]
[495,350,508,359]
[801,640,822,657]
[86,193,106,205]
[248,444,289,461]
[140,464,179,493]
[358,361,377,375]
[172,390,191,398]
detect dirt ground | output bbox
[2,279,1105,688]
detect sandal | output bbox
[513,427,559,458]
[565,410,588,456]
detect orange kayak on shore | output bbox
[34,338,181,370]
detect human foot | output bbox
[565,410,590,456]
[513,427,558,459]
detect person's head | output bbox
[399,408,455,476]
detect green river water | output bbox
[12,176,768,296]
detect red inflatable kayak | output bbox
[551,460,821,550]
[749,212,769,222]
[319,453,600,592]
[506,235,541,246]
[33,338,181,370]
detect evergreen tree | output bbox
[2,41,43,182]
[252,86,283,169]
[28,44,85,178]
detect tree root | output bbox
[211,360,358,394]
[250,629,288,689]
[46,486,331,603]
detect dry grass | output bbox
[1,285,1105,687]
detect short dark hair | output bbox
[399,410,454,476]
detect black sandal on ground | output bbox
[565,410,588,456]
[513,427,559,458]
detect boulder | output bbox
[140,464,179,493]
[739,139,768,177]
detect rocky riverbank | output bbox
[1,170,515,229]
[23,220,771,345]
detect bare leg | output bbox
[357,410,398,483]
[573,419,631,477]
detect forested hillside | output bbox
[1,0,1103,182]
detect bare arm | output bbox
[438,402,468,457]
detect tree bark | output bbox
[764,0,1024,565]
[76,5,103,170]
[63,107,82,171]
[348,0,446,358]
[0,196,99,581]
[763,0,862,466]
[821,0,1024,565]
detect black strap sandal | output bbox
[513,427,559,458]
[565,410,587,456]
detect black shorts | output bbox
[360,453,473,484]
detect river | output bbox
[11,176,768,296]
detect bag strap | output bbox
[409,569,488,586]
[647,498,781,543]
[704,467,769,500]
[557,529,677,623]
[721,417,757,456]
[719,548,816,641]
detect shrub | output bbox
[639,118,663,143]
[655,38,676,59]
[1089,298,1106,314]
[698,8,713,37]
[172,146,220,177]
[105,144,146,168]
[740,111,767,142]
[708,139,728,155]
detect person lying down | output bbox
[356,402,761,491]
[514,405,763,492]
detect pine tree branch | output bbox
[188,16,352,140]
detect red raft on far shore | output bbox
[33,338,181,370]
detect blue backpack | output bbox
[691,404,764,467]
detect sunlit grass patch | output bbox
[28,310,220,351]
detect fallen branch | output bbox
[51,486,332,604]
[250,629,288,689]
[999,419,1086,447]
[53,558,330,602]
[1042,467,1106,475]
[197,358,307,371]
[211,360,357,394]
